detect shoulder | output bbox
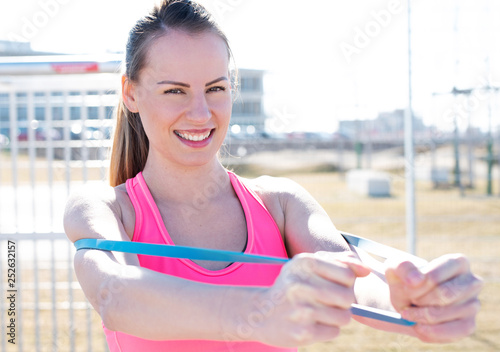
[237,175,308,232]
[242,175,304,200]
[64,181,131,214]
[242,174,313,207]
[63,181,135,242]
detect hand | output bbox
[385,254,483,343]
[252,251,370,347]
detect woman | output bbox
[64,1,483,351]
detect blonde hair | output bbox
[109,0,234,186]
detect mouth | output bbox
[174,129,214,143]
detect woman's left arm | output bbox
[253,176,483,342]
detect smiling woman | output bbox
[109,1,235,187]
[63,1,483,351]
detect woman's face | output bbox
[124,30,232,169]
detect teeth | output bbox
[175,130,211,142]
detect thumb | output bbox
[336,253,371,278]
[385,260,426,311]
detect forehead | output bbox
[140,30,229,84]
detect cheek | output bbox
[214,98,233,120]
[139,98,181,125]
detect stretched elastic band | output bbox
[74,233,419,327]
[75,238,288,264]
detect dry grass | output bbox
[281,172,500,352]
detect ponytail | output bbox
[109,98,149,186]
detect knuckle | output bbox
[285,282,311,303]
[338,289,356,308]
[322,285,354,309]
[394,260,418,276]
[452,253,470,271]
[341,270,356,287]
[326,326,341,340]
[289,305,315,323]
[415,324,436,342]
[468,298,482,316]
[289,254,316,275]
[313,251,332,259]
[463,317,477,336]
[426,269,441,286]
[409,306,441,324]
[438,281,459,305]
[472,275,485,292]
[424,306,445,324]
[290,326,314,345]
[336,309,352,326]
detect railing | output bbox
[0,82,118,352]
[0,233,108,352]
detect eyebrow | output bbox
[156,76,228,87]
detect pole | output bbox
[405,0,416,255]
[486,88,493,195]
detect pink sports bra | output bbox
[103,171,296,352]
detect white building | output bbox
[230,68,266,134]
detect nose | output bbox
[186,92,212,124]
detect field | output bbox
[285,172,500,352]
[3,150,500,351]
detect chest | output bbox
[157,194,248,270]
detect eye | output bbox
[207,86,226,93]
[164,88,184,95]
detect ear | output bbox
[122,75,139,113]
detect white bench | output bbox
[346,169,391,197]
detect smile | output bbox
[174,129,213,142]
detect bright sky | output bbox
[1,0,499,132]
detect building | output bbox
[338,109,427,142]
[230,68,266,135]
[0,41,268,158]
[0,40,60,56]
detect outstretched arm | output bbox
[64,183,242,340]
[253,176,483,342]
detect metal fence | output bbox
[0,81,117,352]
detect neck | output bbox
[141,155,231,205]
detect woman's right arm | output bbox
[64,183,250,341]
[63,184,367,347]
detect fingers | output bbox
[288,251,370,287]
[386,254,483,344]
[259,251,363,347]
[289,304,352,327]
[288,323,341,346]
[412,273,484,307]
[414,316,479,343]
[402,298,481,325]
[385,261,420,311]
[280,251,367,319]
[385,254,481,307]
[286,303,352,345]
[283,252,366,308]
[285,275,356,310]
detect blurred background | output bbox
[0,0,499,351]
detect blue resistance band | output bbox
[75,233,424,327]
